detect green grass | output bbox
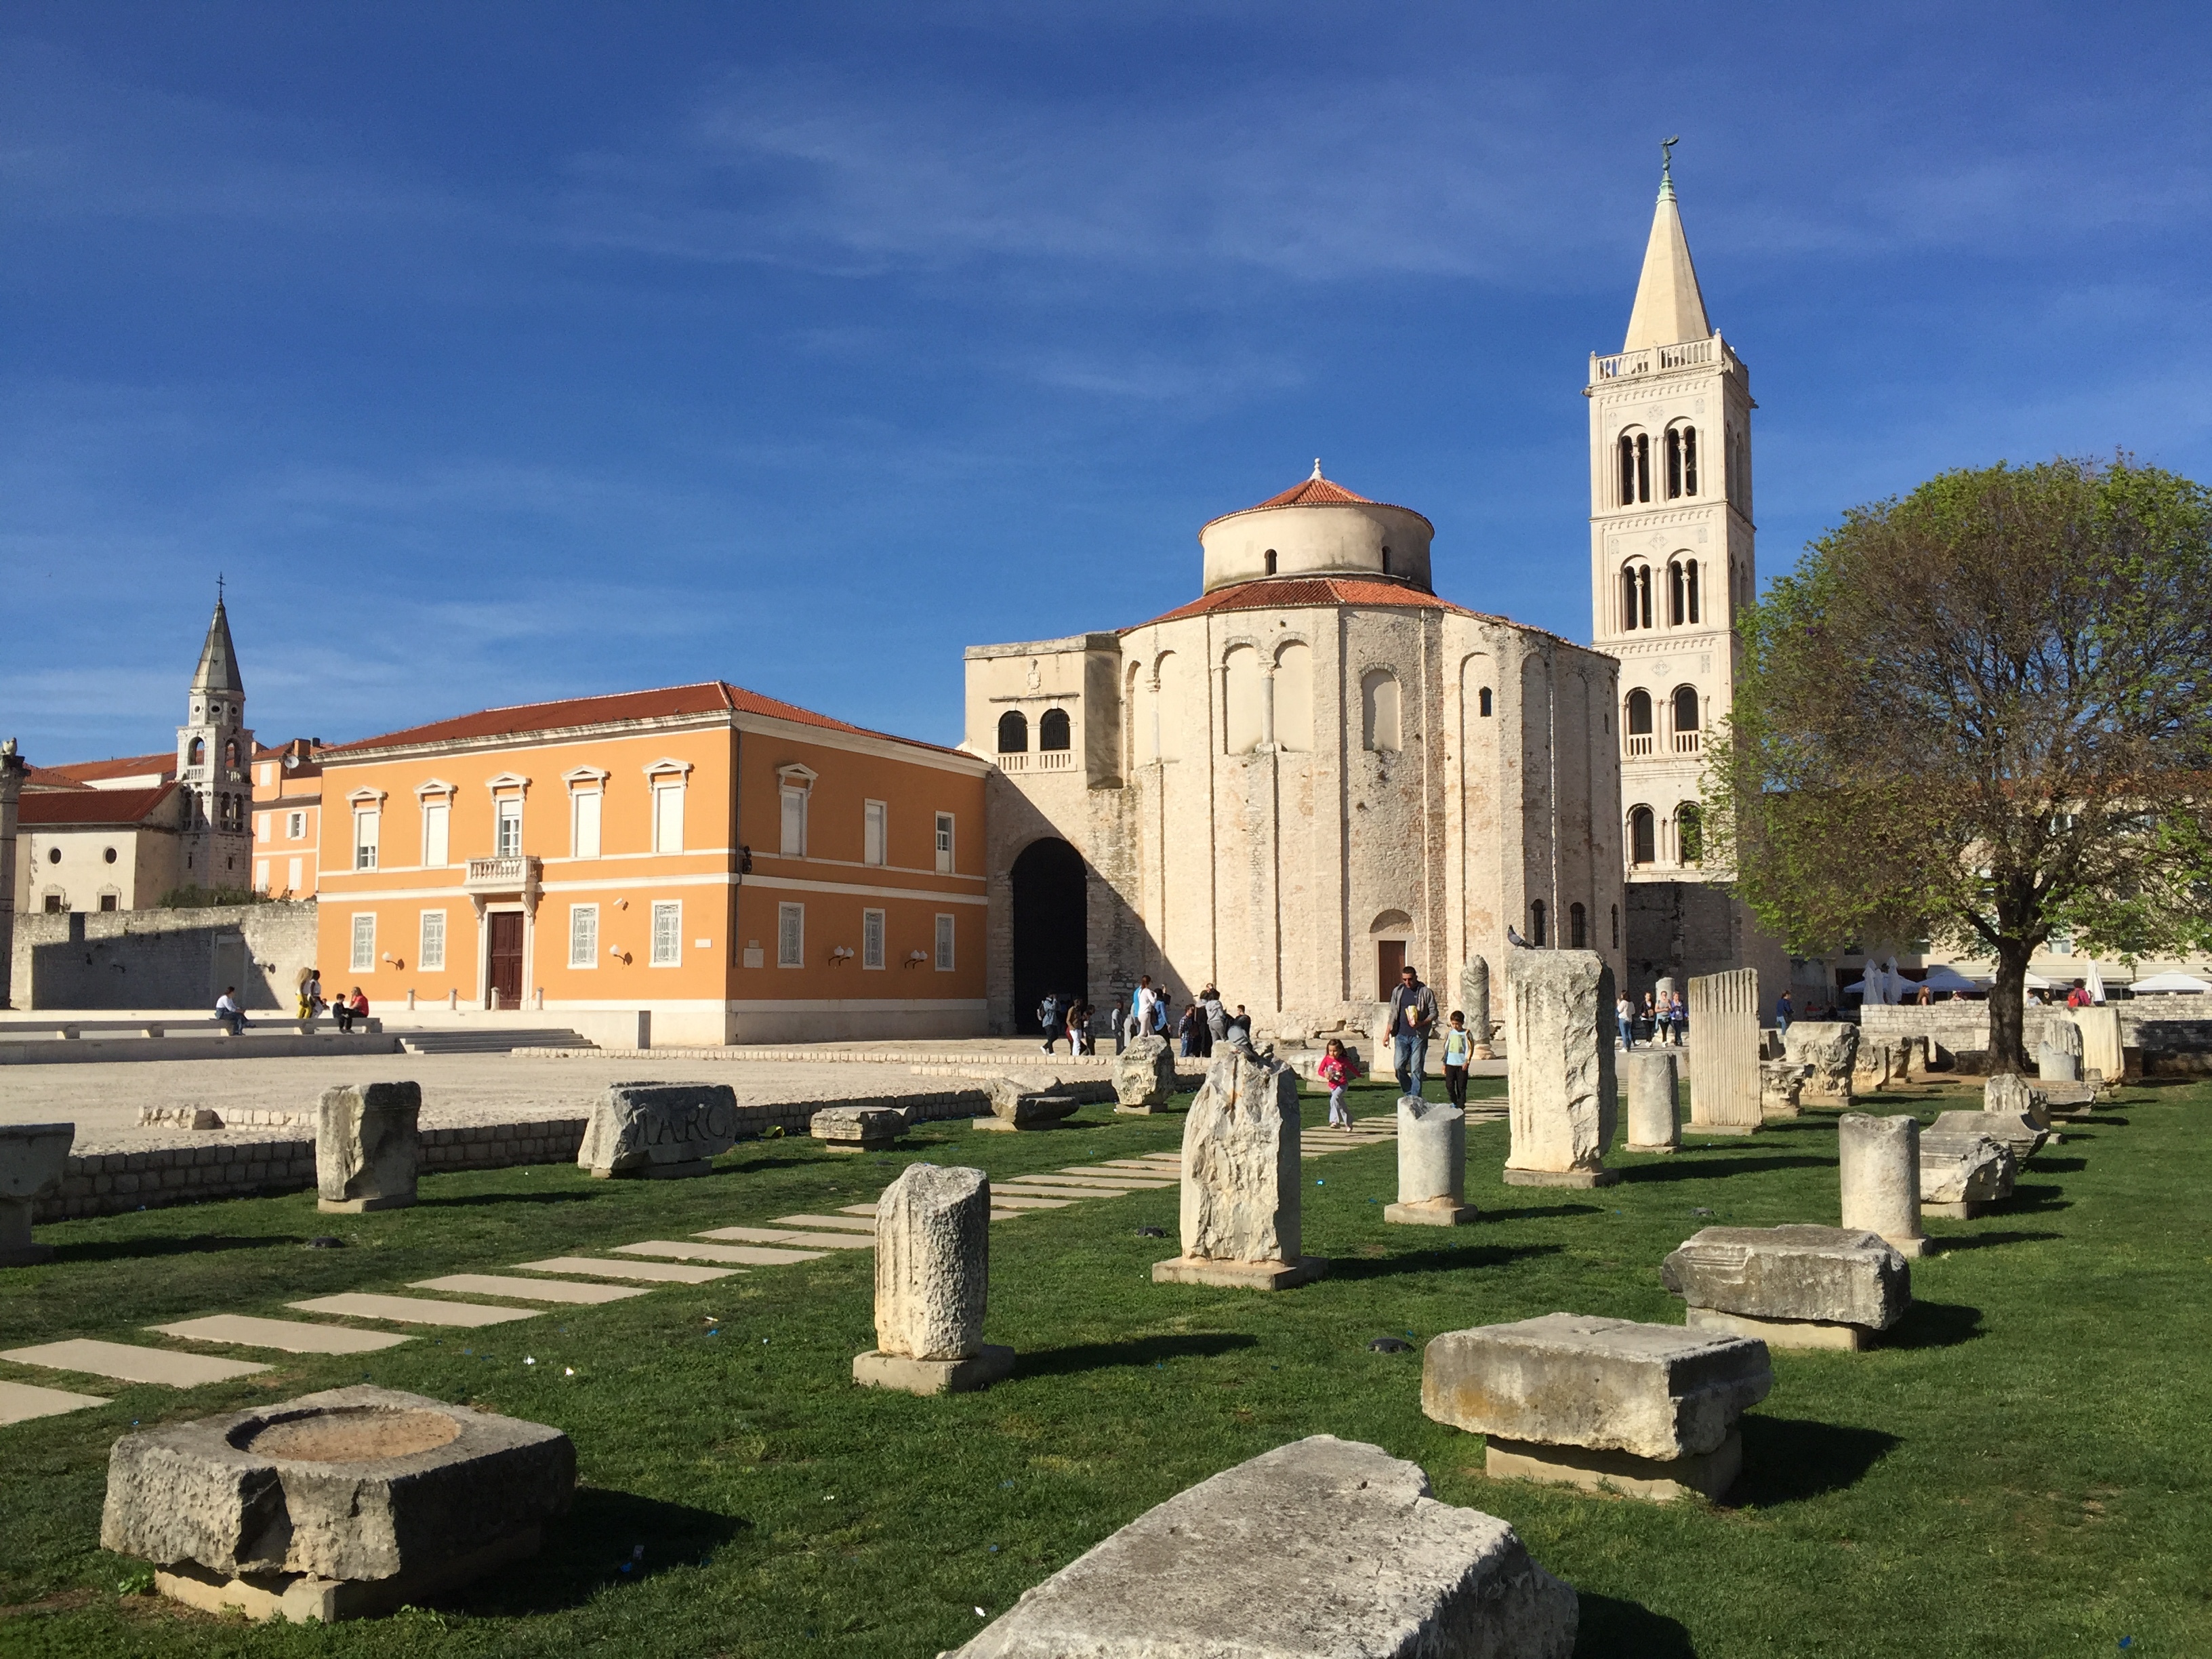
[1,1073,2208,1658]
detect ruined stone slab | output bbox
[1688,968,1762,1132]
[1986,1071,2051,1130]
[152,1316,410,1355]
[1623,1050,1679,1153]
[101,1385,573,1621]
[1504,950,1617,1184]
[0,1122,73,1266]
[1760,1062,1808,1120]
[576,1082,738,1179]
[1113,1035,1177,1111]
[1782,1023,1857,1106]
[810,1105,907,1151]
[873,1163,991,1363]
[1839,1112,1930,1257]
[0,1339,269,1388]
[973,1087,1082,1131]
[315,1084,420,1213]
[1683,1311,1868,1351]
[1152,1256,1328,1290]
[0,1378,109,1425]
[948,1435,1577,1659]
[1936,1107,2047,1164]
[1660,1225,1909,1332]
[1168,1046,1305,1269]
[1483,1429,1744,1502]
[1918,1128,2015,1210]
[1422,1312,1771,1462]
[853,1345,1015,1396]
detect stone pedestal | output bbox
[945,1436,1578,1659]
[102,1386,573,1622]
[1422,1313,1771,1504]
[1760,1062,1808,1120]
[1782,1022,1858,1107]
[811,1105,907,1152]
[2037,1018,2083,1084]
[1113,1036,1177,1111]
[1503,949,1617,1187]
[1688,968,1762,1134]
[1935,1107,2046,1165]
[1623,1051,1679,1153]
[1155,1045,1324,1290]
[0,1123,73,1267]
[1386,1097,1475,1225]
[1838,1112,1929,1258]
[1919,1124,2015,1218]
[315,1084,419,1214]
[1662,1224,1909,1349]
[2073,1007,2124,1084]
[859,1163,1002,1395]
[577,1082,738,1179]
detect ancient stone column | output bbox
[1837,1112,1929,1258]
[1387,1098,1475,1225]
[1461,956,1495,1060]
[316,1084,421,1214]
[2037,1018,2083,1083]
[0,1122,73,1267]
[1114,1036,1177,1113]
[1153,1045,1324,1289]
[2073,1008,2124,1084]
[855,1163,1011,1395]
[1503,949,1618,1187]
[1782,1023,1859,1107]
[1760,1062,1807,1120]
[1623,1050,1679,1153]
[1687,969,1761,1134]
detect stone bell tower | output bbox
[176,590,255,891]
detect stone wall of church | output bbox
[13,899,319,1010]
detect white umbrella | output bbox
[2128,971,2212,994]
[2083,960,2107,1004]
[1919,964,1980,994]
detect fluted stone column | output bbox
[1387,1097,1476,1225]
[1461,956,1495,1060]
[1687,969,1761,1134]
[1838,1112,1930,1258]
[1624,1050,1679,1153]
[1503,949,1618,1188]
[855,1162,1012,1394]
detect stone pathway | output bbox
[288,1293,540,1328]
[0,1339,268,1388]
[409,1273,648,1306]
[0,1378,110,1425]
[514,1256,737,1284]
[152,1315,411,1355]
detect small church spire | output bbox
[191,590,245,697]
[1311,457,1323,480]
[1622,138,1711,352]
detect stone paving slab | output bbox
[512,1255,739,1284]
[0,1378,110,1424]
[150,1315,411,1355]
[994,1183,1126,1198]
[696,1226,875,1250]
[771,1213,879,1233]
[1100,1159,1175,1170]
[972,1195,1076,1210]
[0,1338,270,1387]
[289,1293,539,1328]
[410,1273,649,1305]
[1055,1168,1179,1185]
[615,1240,827,1265]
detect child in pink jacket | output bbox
[1317,1038,1355,1129]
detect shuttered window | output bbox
[777,903,804,968]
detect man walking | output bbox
[1387,964,1438,1097]
[1038,989,1063,1054]
[1775,991,1793,1033]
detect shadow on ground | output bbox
[413,1192,594,1210]
[2004,1183,2072,1214]
[1881,1300,1982,1349]
[1481,1204,1603,1223]
[1620,1155,1832,1184]
[1732,1416,1901,1506]
[1574,1592,1696,1658]
[1931,1230,2060,1254]
[52,1233,297,1264]
[1325,1244,1562,1282]
[1017,1331,1259,1378]
[449,1488,750,1614]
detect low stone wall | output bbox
[13,901,319,1012]
[1860,1002,2212,1075]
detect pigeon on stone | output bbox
[1506,925,1530,948]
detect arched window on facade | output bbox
[1617,432,1650,505]
[1570,902,1587,949]
[1478,687,1493,717]
[1530,899,1548,947]
[1122,660,1143,774]
[224,739,239,769]
[1671,685,1701,752]
[1380,546,1392,577]
[1677,802,1704,865]
[996,710,1029,754]
[1038,708,1071,751]
[1263,549,1277,576]
[1666,424,1698,498]
[1629,805,1656,865]
[1275,641,1313,752]
[1624,689,1654,756]
[1620,562,1653,631]
[1667,557,1701,627]
[1362,670,1402,753]
[1224,646,1264,754]
[188,737,205,766]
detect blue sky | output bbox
[7,2,2209,762]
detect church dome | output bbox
[1197,464,1435,594]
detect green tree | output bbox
[1705,457,2212,1072]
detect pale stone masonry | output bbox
[1838,1112,1930,1258]
[1664,1225,1910,1350]
[856,1163,1011,1395]
[1687,968,1761,1133]
[575,1082,739,1179]
[314,1083,420,1214]
[1155,1043,1322,1289]
[1623,1050,1679,1152]
[1387,1098,1476,1225]
[1784,1022,1858,1105]
[1504,949,1619,1187]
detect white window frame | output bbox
[569,904,599,970]
[495,797,523,858]
[861,907,885,970]
[353,808,380,871]
[419,908,447,970]
[779,787,808,857]
[287,856,303,893]
[255,813,270,844]
[421,800,450,869]
[350,913,375,973]
[777,901,804,968]
[286,811,306,840]
[935,812,954,875]
[934,912,956,971]
[651,900,681,967]
[571,788,602,860]
[253,859,269,893]
[653,782,684,854]
[863,800,888,867]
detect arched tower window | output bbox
[1263,549,1277,576]
[1671,686,1701,752]
[224,739,239,769]
[1478,687,1493,717]
[1362,670,1402,753]
[188,737,205,766]
[1620,562,1653,631]
[1667,558,1701,627]
[1530,900,1548,947]
[1629,805,1656,865]
[1038,708,1071,751]
[1677,802,1704,865]
[996,711,1029,754]
[1625,689,1654,756]
[1380,546,1392,577]
[1666,424,1698,498]
[1570,902,1588,949]
[1617,432,1651,506]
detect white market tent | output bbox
[1919,964,1982,994]
[2127,971,2212,994]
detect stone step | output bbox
[288,1294,539,1328]
[398,1027,594,1054]
[771,1213,878,1233]
[151,1315,411,1355]
[409,1274,649,1305]
[696,1226,875,1250]
[614,1240,827,1266]
[0,1338,270,1388]
[512,1255,738,1284]
[1057,1167,1179,1185]
[994,1183,1120,1199]
[0,1378,110,1425]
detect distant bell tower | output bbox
[176,588,255,890]
[1586,142,1753,885]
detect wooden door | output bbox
[489,912,524,1010]
[1376,939,1406,1002]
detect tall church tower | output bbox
[175,592,255,890]
[1586,150,1772,998]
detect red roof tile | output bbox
[41,752,174,785]
[21,765,96,792]
[1127,576,1475,630]
[321,680,966,760]
[1200,468,1433,536]
[17,782,178,827]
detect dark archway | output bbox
[1012,837,1086,1036]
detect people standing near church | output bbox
[304,969,325,1019]
[1775,991,1793,1032]
[1387,964,1438,1097]
[1226,1004,1252,1044]
[1616,991,1635,1050]
[1667,991,1687,1048]
[1067,1000,1091,1056]
[214,986,247,1036]
[1318,1038,1354,1129]
[1639,992,1657,1046]
[1038,989,1064,1054]
[1126,975,1160,1044]
[1200,983,1226,1044]
[1178,1002,1207,1058]
[1441,1012,1471,1108]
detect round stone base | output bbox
[853,1345,1015,1396]
[1151,1255,1328,1291]
[1383,1200,1479,1227]
[1500,1168,1620,1189]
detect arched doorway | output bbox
[1011,838,1087,1036]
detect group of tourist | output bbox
[1033,989,1101,1056]
[289,970,371,1031]
[1616,988,1687,1050]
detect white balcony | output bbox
[1673,731,1702,754]
[1624,734,1655,758]
[998,750,1076,774]
[465,855,541,895]
[1590,334,1738,386]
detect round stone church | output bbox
[966,466,1623,1040]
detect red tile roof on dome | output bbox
[1126,576,1473,630]
[319,680,967,759]
[1201,466,1434,535]
[16,782,178,826]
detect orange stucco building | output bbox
[312,681,990,1044]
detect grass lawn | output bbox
[1,1070,2208,1658]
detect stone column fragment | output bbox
[0,1122,73,1267]
[1838,1111,1929,1258]
[2037,1017,2084,1083]
[1623,1051,1679,1153]
[1503,949,1618,1187]
[1783,1023,1858,1106]
[2073,1008,2124,1084]
[1461,956,1496,1059]
[316,1084,420,1214]
[1387,1098,1475,1225]
[1153,1046,1324,1290]
[1113,1036,1177,1113]
[855,1163,1010,1395]
[1687,969,1761,1134]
